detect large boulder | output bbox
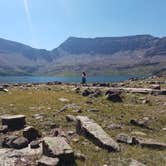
[42,137,75,165]
[76,116,120,152]
[1,115,26,131]
[23,126,41,142]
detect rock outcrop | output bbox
[42,137,75,165]
[76,116,120,152]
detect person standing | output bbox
[81,72,87,84]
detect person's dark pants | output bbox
[82,78,86,84]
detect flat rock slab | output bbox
[108,87,165,95]
[135,137,166,150]
[1,115,26,131]
[42,137,74,164]
[76,116,120,152]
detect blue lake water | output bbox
[0,75,143,84]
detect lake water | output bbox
[0,75,143,84]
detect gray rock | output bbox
[30,140,41,149]
[130,159,146,166]
[42,137,75,164]
[82,89,93,96]
[0,87,8,92]
[105,91,122,102]
[76,116,120,152]
[107,123,122,130]
[11,136,29,149]
[0,144,42,166]
[134,137,166,150]
[130,119,151,129]
[3,136,18,148]
[116,133,133,144]
[66,115,77,122]
[0,125,8,133]
[37,156,59,166]
[50,128,66,137]
[23,126,41,142]
[1,115,26,131]
[151,84,161,90]
[74,152,86,161]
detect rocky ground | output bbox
[0,75,166,166]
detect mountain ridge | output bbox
[0,35,166,76]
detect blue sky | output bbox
[0,0,166,50]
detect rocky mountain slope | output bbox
[0,35,166,76]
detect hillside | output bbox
[0,35,166,76]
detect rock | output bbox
[33,113,45,120]
[116,133,133,144]
[0,144,42,166]
[87,108,100,112]
[134,137,166,150]
[72,87,80,93]
[142,99,149,104]
[74,152,86,161]
[105,92,122,102]
[59,98,70,102]
[66,115,77,122]
[48,123,59,129]
[131,131,147,136]
[82,89,93,96]
[11,137,29,149]
[50,128,66,137]
[85,100,93,104]
[76,116,120,152]
[0,87,8,92]
[107,124,122,130]
[42,137,75,165]
[130,119,151,129]
[3,136,18,148]
[0,125,8,133]
[130,159,146,166]
[73,109,82,113]
[37,156,59,166]
[67,130,75,136]
[1,115,26,131]
[23,126,41,142]
[162,128,166,131]
[151,84,161,90]
[99,83,110,87]
[30,140,41,149]
[89,89,102,98]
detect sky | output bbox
[0,0,166,50]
